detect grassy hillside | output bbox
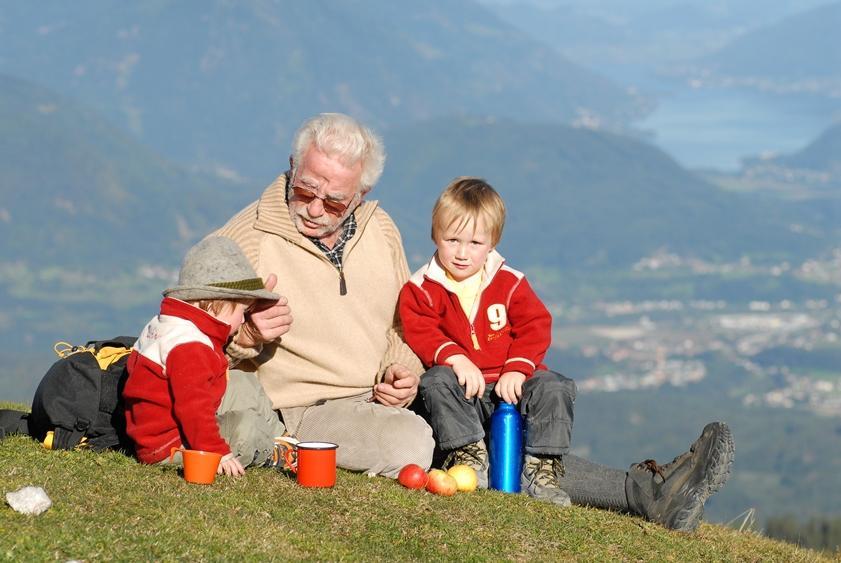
[0,432,831,561]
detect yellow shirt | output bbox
[445,268,484,321]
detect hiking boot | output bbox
[521,454,572,507]
[444,440,489,489]
[625,422,735,532]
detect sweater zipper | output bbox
[467,276,483,351]
[338,264,347,296]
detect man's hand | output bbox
[218,453,245,477]
[236,274,293,347]
[373,363,419,408]
[494,371,526,404]
[449,355,485,400]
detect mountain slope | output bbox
[481,0,828,70]
[698,1,841,83]
[2,74,831,277]
[0,74,249,271]
[377,118,827,270]
[778,122,841,172]
[0,0,640,178]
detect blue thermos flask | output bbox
[489,401,523,492]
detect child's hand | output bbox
[218,453,245,477]
[449,355,486,399]
[494,371,526,404]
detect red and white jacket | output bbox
[123,297,232,464]
[399,250,551,383]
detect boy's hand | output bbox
[218,453,245,477]
[494,371,526,404]
[449,355,485,400]
[237,274,293,347]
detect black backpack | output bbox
[27,337,136,452]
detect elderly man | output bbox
[217,113,432,477]
[217,113,733,532]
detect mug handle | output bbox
[169,446,185,463]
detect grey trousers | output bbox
[216,370,287,467]
[279,392,435,479]
[418,366,576,456]
[419,366,630,511]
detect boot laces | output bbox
[445,441,488,471]
[526,456,565,488]
[638,458,666,482]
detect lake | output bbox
[635,84,838,171]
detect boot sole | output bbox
[669,422,735,531]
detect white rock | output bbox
[6,486,52,515]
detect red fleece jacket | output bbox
[399,251,551,383]
[123,298,232,464]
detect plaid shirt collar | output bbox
[307,213,357,269]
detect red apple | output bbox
[398,464,429,490]
[425,469,458,496]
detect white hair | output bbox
[291,113,386,192]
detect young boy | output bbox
[399,177,576,505]
[123,236,287,477]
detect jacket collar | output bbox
[423,249,506,292]
[159,297,232,348]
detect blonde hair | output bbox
[292,113,386,193]
[190,298,255,316]
[431,177,506,246]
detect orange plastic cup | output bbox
[170,447,222,485]
[275,439,338,488]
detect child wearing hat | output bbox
[123,236,287,476]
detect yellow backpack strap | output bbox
[94,346,132,370]
[53,341,95,359]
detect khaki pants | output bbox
[278,392,435,479]
[215,370,287,467]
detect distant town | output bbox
[551,248,841,418]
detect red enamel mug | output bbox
[275,438,339,488]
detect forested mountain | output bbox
[0,0,641,179]
[2,75,832,278]
[698,1,841,84]
[480,0,830,70]
[0,74,248,271]
[777,122,841,172]
[379,118,829,271]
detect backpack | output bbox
[28,337,136,452]
[0,409,29,441]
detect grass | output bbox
[1,433,836,562]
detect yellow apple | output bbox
[447,464,478,492]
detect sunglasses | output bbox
[290,186,356,216]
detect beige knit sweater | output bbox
[216,173,423,409]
